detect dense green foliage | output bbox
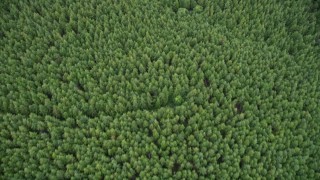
[1,0,320,179]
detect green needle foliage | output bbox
[1,0,320,179]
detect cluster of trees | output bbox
[1,0,319,179]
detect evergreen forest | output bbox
[1,0,320,179]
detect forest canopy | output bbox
[0,0,320,179]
